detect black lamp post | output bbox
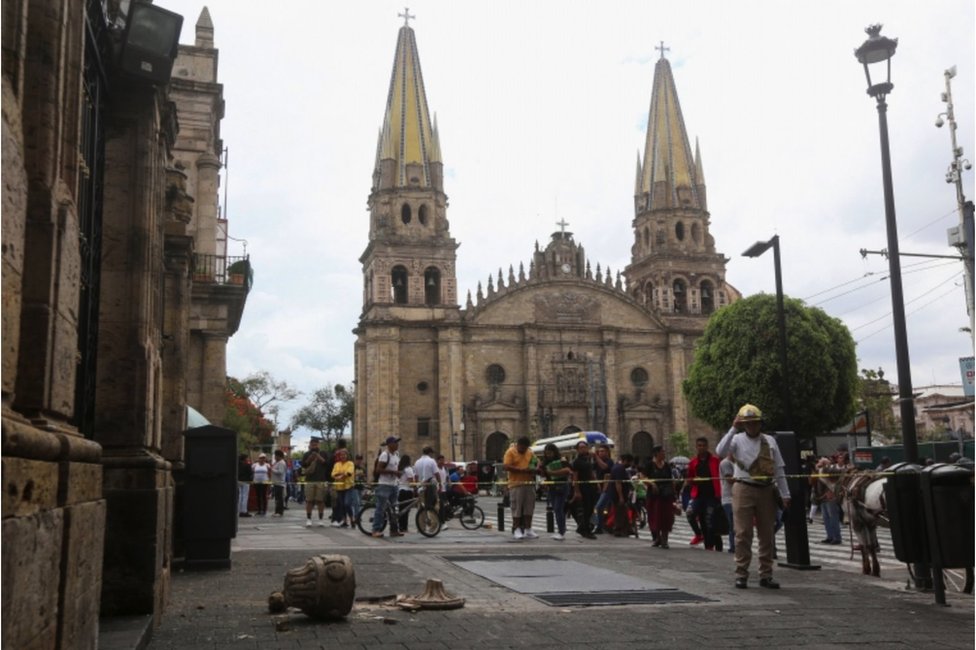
[855,24,919,464]
[743,235,815,569]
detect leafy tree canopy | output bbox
[857,367,899,445]
[224,371,299,453]
[682,294,858,436]
[291,383,355,446]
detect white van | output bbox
[529,431,614,460]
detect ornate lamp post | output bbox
[854,24,919,463]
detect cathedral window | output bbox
[656,229,666,246]
[643,227,650,249]
[424,267,441,305]
[643,282,654,306]
[486,364,506,386]
[401,203,412,224]
[419,204,429,225]
[417,381,429,393]
[391,265,409,304]
[675,221,685,241]
[700,280,715,314]
[417,417,431,437]
[691,222,702,244]
[673,279,687,313]
[630,367,649,388]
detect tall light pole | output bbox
[855,24,919,464]
[935,66,975,343]
[743,235,815,569]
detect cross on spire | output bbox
[556,218,570,234]
[398,7,415,26]
[656,41,670,60]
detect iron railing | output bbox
[193,254,251,288]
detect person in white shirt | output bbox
[715,403,790,590]
[371,437,402,538]
[413,447,440,510]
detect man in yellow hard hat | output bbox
[716,404,791,590]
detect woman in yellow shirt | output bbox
[331,449,358,528]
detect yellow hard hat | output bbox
[737,404,763,421]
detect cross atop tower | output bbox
[556,218,570,234]
[656,41,670,60]
[398,7,415,26]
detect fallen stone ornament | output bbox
[268,554,356,620]
[396,579,465,610]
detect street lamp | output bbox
[854,24,919,464]
[743,235,814,569]
[742,235,791,430]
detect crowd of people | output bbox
[236,401,968,590]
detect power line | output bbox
[853,274,963,343]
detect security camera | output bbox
[935,116,945,128]
[966,161,973,171]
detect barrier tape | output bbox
[237,470,895,489]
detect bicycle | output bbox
[357,491,442,537]
[440,494,486,530]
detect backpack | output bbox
[373,451,386,483]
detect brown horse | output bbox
[836,470,887,577]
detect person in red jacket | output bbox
[684,437,723,551]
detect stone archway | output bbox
[631,431,653,464]
[484,431,509,462]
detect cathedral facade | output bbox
[354,21,739,462]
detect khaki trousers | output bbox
[732,482,777,580]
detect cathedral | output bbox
[354,18,740,462]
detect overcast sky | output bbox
[160,1,975,446]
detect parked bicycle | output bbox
[357,491,441,537]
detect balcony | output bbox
[192,254,252,289]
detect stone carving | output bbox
[534,292,600,324]
[270,554,356,620]
[397,579,465,611]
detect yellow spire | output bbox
[375,18,439,189]
[638,51,703,211]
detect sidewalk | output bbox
[142,505,973,649]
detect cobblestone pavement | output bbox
[145,501,974,649]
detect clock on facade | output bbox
[561,263,571,274]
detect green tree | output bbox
[234,370,300,428]
[682,294,858,437]
[291,383,356,445]
[222,371,298,453]
[668,431,692,458]
[857,367,899,445]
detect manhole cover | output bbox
[534,590,713,607]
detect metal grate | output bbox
[441,555,560,562]
[534,590,713,607]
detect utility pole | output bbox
[936,66,975,342]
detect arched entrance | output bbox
[484,431,509,462]
[631,431,653,463]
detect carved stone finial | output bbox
[274,554,356,620]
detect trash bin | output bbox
[883,462,927,564]
[183,425,238,569]
[920,463,975,569]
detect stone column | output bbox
[193,153,221,257]
[437,326,463,456]
[602,329,620,445]
[668,332,689,437]
[199,333,228,426]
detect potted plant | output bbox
[227,259,250,285]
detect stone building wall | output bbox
[2,2,246,647]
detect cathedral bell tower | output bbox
[359,13,459,319]
[355,13,464,458]
[623,45,734,317]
